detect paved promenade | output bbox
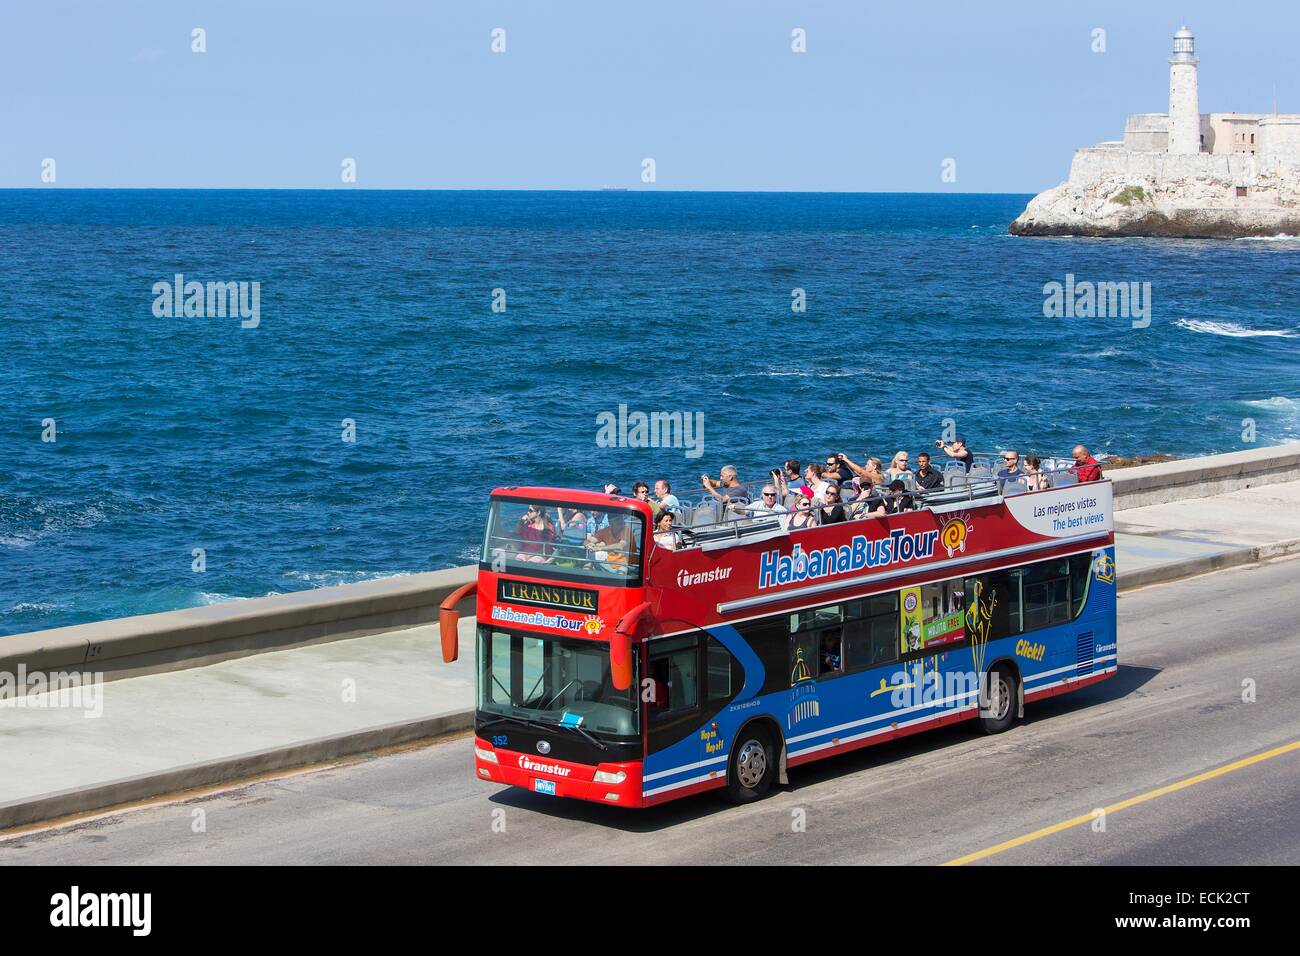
[4,480,1300,829]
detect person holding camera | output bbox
[935,435,973,472]
[702,465,748,506]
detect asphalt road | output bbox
[4,557,1298,865]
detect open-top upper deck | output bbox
[480,459,1114,639]
[647,477,1113,628]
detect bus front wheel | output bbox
[979,665,1018,735]
[725,728,777,803]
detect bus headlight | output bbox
[474,746,499,764]
[593,769,626,784]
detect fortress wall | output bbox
[1124,114,1169,151]
[1068,148,1255,191]
[1259,116,1300,159]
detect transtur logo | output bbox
[582,615,605,635]
[518,756,572,777]
[676,567,733,588]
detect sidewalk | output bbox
[0,619,475,828]
[1115,481,1300,586]
[4,482,1300,830]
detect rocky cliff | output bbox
[1010,149,1300,238]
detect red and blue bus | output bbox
[440,466,1117,807]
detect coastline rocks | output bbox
[1010,153,1300,238]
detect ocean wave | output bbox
[2,601,63,615]
[1234,234,1300,242]
[756,366,859,379]
[282,569,415,588]
[1176,319,1299,339]
[1240,396,1299,411]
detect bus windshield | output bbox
[477,627,639,737]
[482,498,644,584]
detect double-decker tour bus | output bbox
[439,463,1117,808]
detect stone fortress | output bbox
[1011,26,1300,237]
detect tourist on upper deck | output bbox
[515,504,559,562]
[819,483,848,524]
[733,485,789,519]
[851,480,888,518]
[653,511,682,551]
[1071,444,1103,483]
[837,453,885,488]
[886,451,912,480]
[824,454,854,488]
[882,479,914,514]
[554,509,589,564]
[653,479,681,517]
[935,435,973,472]
[602,482,621,496]
[781,459,802,484]
[1022,456,1050,491]
[914,453,944,491]
[631,481,662,520]
[587,512,639,570]
[785,492,817,531]
[797,463,831,503]
[702,465,748,504]
[996,451,1024,490]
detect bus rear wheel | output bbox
[725,728,777,803]
[979,665,1018,735]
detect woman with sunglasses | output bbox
[514,504,558,562]
[784,492,818,532]
[819,483,848,525]
[886,451,912,481]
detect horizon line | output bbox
[0,186,1038,195]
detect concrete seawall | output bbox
[1109,442,1300,509]
[0,567,476,682]
[2,442,1297,681]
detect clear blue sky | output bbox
[3,0,1296,191]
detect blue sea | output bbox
[2,190,1298,635]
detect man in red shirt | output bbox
[1071,444,1103,482]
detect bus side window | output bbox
[705,636,737,702]
[964,570,1020,641]
[648,636,699,718]
[734,617,791,698]
[844,598,899,670]
[1069,553,1094,617]
[791,630,818,684]
[815,626,843,679]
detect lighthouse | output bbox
[1168,25,1201,154]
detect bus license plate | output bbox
[534,779,557,796]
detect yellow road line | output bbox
[942,739,1300,866]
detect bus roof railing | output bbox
[666,458,1100,551]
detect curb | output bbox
[5,537,1299,833]
[0,708,476,833]
[1116,537,1300,592]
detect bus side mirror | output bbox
[438,580,477,663]
[612,601,654,692]
[610,632,633,692]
